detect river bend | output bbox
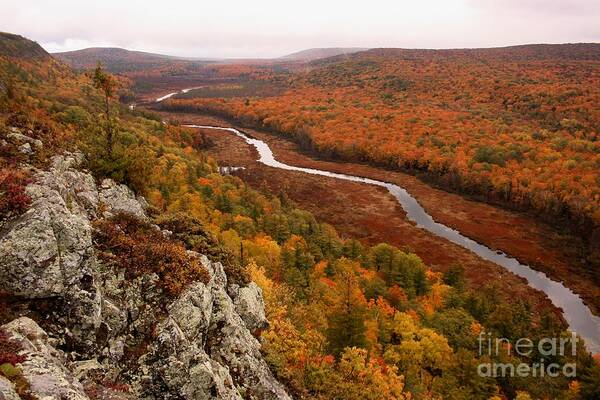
[154,89,600,352]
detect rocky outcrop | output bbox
[208,286,288,400]
[98,179,149,221]
[1,317,90,400]
[142,257,289,400]
[230,283,269,333]
[0,151,103,351]
[0,376,20,400]
[0,128,290,400]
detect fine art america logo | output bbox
[477,331,578,378]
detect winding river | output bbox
[155,90,600,353]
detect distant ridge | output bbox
[280,47,369,61]
[52,43,600,74]
[314,43,600,65]
[53,47,208,73]
[0,32,50,59]
[54,46,373,72]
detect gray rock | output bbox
[18,142,32,155]
[108,339,125,363]
[199,253,227,287]
[0,376,20,400]
[1,317,90,400]
[100,298,128,338]
[207,286,290,400]
[136,195,150,210]
[144,317,242,400]
[0,157,96,298]
[0,153,291,400]
[98,179,148,220]
[167,281,213,342]
[6,129,43,150]
[0,154,103,349]
[231,282,269,333]
[72,359,104,380]
[139,256,290,400]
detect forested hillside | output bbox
[0,32,50,59]
[280,47,369,61]
[53,47,211,73]
[165,44,600,246]
[1,35,599,399]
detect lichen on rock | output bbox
[2,317,89,400]
[0,144,291,399]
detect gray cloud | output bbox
[2,0,599,58]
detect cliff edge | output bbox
[0,127,290,399]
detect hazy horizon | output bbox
[4,0,600,58]
[46,42,600,61]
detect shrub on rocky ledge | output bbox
[0,168,31,220]
[0,328,26,367]
[0,327,31,399]
[93,212,209,296]
[156,212,250,286]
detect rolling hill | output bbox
[0,31,50,59]
[279,47,369,61]
[311,43,600,66]
[53,47,210,73]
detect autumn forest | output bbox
[1,23,599,400]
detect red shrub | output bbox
[84,382,130,400]
[93,212,210,296]
[101,381,130,393]
[0,169,31,219]
[0,328,26,366]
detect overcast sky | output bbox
[3,0,600,58]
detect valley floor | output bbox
[150,110,600,321]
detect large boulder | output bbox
[141,315,242,400]
[230,282,269,333]
[0,153,102,350]
[139,257,290,400]
[98,179,148,220]
[0,153,96,298]
[0,153,150,351]
[207,285,290,400]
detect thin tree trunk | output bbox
[104,94,112,155]
[240,241,244,268]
